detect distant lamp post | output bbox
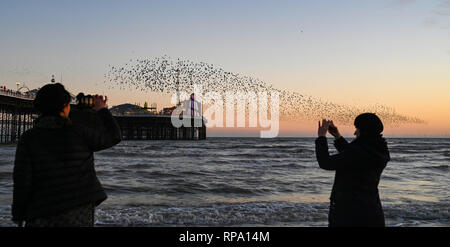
[16,82,20,91]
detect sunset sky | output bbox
[1,0,449,137]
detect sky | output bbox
[0,0,449,137]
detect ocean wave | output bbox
[271,163,309,169]
[91,201,450,227]
[421,165,449,171]
[0,159,13,166]
[207,185,258,195]
[390,156,414,163]
[0,200,448,227]
[102,184,156,194]
[97,151,142,158]
[383,202,450,224]
[136,170,183,179]
[381,175,402,181]
[0,172,11,180]
[220,152,306,159]
[94,202,330,226]
[142,145,164,150]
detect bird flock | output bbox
[104,56,425,126]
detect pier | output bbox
[0,90,35,143]
[0,90,206,144]
[115,115,206,140]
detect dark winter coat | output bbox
[12,108,122,222]
[315,136,390,227]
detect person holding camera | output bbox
[315,113,390,227]
[12,83,122,227]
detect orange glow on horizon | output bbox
[207,120,450,137]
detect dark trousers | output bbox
[328,201,385,227]
[25,204,95,227]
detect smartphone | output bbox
[328,125,337,132]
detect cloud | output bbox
[432,0,450,16]
[423,0,450,42]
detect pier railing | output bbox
[0,89,35,101]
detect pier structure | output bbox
[114,115,206,140]
[0,89,206,144]
[0,90,36,143]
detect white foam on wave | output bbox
[93,201,450,227]
[0,200,448,227]
[95,201,329,226]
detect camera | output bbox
[76,93,94,109]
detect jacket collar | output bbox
[352,136,391,162]
[35,115,72,129]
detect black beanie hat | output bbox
[354,113,384,135]
[34,83,71,116]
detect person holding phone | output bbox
[315,113,390,227]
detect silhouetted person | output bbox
[315,113,390,227]
[12,83,122,227]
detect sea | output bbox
[0,137,448,227]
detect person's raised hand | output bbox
[93,95,108,111]
[328,120,342,139]
[318,119,330,137]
